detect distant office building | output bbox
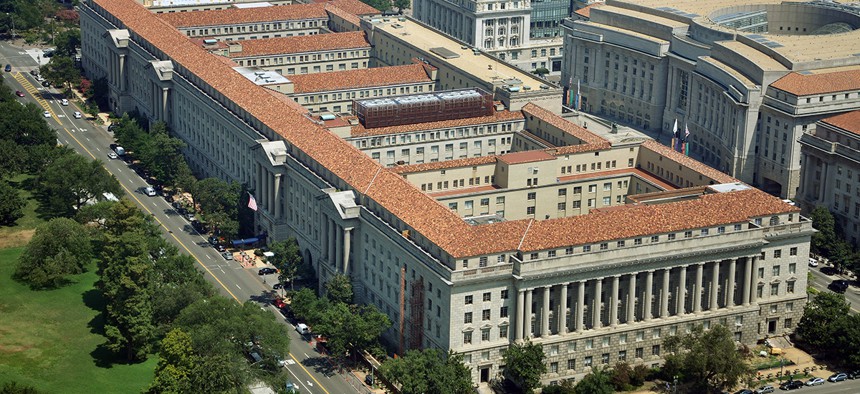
[562,0,860,199]
[798,111,860,248]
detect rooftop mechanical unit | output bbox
[354,88,494,129]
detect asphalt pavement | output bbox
[807,263,860,312]
[1,41,359,394]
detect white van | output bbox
[296,323,311,335]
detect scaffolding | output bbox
[408,277,424,350]
[355,88,494,129]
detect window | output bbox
[527,207,535,215]
[601,353,610,364]
[652,345,660,356]
[774,249,782,258]
[584,356,593,367]
[500,325,509,338]
[550,362,558,373]
[772,266,780,277]
[786,302,794,312]
[481,328,490,342]
[619,334,627,344]
[465,295,473,305]
[483,292,491,302]
[464,312,473,323]
[589,185,597,193]
[785,318,793,328]
[789,247,797,256]
[668,234,676,240]
[500,306,508,318]
[770,305,778,314]
[617,240,625,247]
[684,231,693,238]
[568,359,576,370]
[758,267,764,279]
[600,243,608,250]
[787,281,795,294]
[602,337,610,347]
[653,328,661,339]
[636,331,644,341]
[501,289,509,299]
[651,236,659,243]
[482,309,491,320]
[701,229,709,236]
[464,331,472,344]
[583,245,591,252]
[770,283,779,296]
[635,348,643,359]
[618,350,627,362]
[585,339,593,349]
[527,192,536,200]
[558,188,567,196]
[789,263,796,274]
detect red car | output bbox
[15,90,24,97]
[272,298,287,309]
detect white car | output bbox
[73,111,82,119]
[43,111,51,118]
[61,98,69,106]
[144,186,157,197]
[806,377,825,386]
[809,258,819,267]
[108,152,118,160]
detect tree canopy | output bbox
[14,217,93,289]
[796,291,851,352]
[325,273,353,304]
[574,366,613,394]
[269,237,303,290]
[379,348,473,394]
[663,324,752,392]
[501,340,547,393]
[38,151,122,216]
[0,180,25,226]
[40,54,80,92]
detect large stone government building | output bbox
[82,0,813,385]
[562,0,860,200]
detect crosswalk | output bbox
[11,71,56,119]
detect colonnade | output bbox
[514,257,758,340]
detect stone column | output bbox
[559,283,568,335]
[727,259,737,307]
[710,261,720,310]
[516,289,525,341]
[694,263,704,313]
[273,174,282,220]
[576,281,585,332]
[541,286,551,337]
[742,257,752,307]
[749,256,759,304]
[118,54,126,92]
[161,87,169,122]
[328,219,336,263]
[677,266,687,315]
[660,269,670,318]
[524,289,533,338]
[335,223,343,269]
[592,278,603,329]
[342,227,353,274]
[627,273,637,324]
[609,276,620,327]
[644,270,654,321]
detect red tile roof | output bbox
[227,31,370,58]
[770,69,860,96]
[640,140,737,184]
[158,3,328,28]
[821,110,860,136]
[320,0,381,16]
[287,63,433,93]
[392,156,498,174]
[574,3,602,18]
[350,110,524,137]
[498,150,555,165]
[522,103,610,146]
[92,0,799,259]
[324,4,361,27]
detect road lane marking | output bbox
[289,353,329,394]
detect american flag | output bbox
[247,192,258,211]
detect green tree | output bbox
[40,54,80,93]
[315,303,390,357]
[0,381,41,394]
[831,313,860,369]
[810,206,838,257]
[325,274,353,304]
[14,217,92,289]
[796,291,851,351]
[0,180,25,225]
[53,28,80,57]
[137,122,189,188]
[609,361,633,391]
[148,328,194,394]
[663,324,752,392]
[191,178,240,238]
[393,0,409,12]
[151,253,215,333]
[289,287,329,325]
[379,348,472,394]
[99,230,156,362]
[574,366,613,394]
[270,237,303,291]
[501,339,546,393]
[38,151,123,216]
[533,67,550,77]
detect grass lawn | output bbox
[0,175,46,249]
[0,247,156,393]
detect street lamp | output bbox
[4,13,14,39]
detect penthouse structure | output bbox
[137,0,295,13]
[798,111,860,248]
[562,0,860,200]
[81,0,813,386]
[200,31,372,75]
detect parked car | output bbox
[4,64,11,72]
[779,380,803,390]
[221,252,233,261]
[295,323,311,335]
[754,385,774,394]
[107,152,118,160]
[15,90,24,97]
[272,298,287,309]
[829,280,850,293]
[29,69,38,76]
[808,258,818,267]
[61,98,69,106]
[273,283,285,290]
[848,370,860,379]
[41,80,51,87]
[828,372,848,382]
[43,111,51,118]
[806,377,825,386]
[73,111,82,119]
[734,389,754,394]
[821,266,839,275]
[144,186,157,197]
[258,267,277,275]
[215,244,226,252]
[208,236,219,246]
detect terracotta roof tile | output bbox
[522,103,610,146]
[518,188,799,252]
[93,0,799,260]
[227,31,369,58]
[321,0,381,16]
[287,63,433,93]
[770,69,860,96]
[821,110,860,136]
[640,140,737,184]
[392,156,498,174]
[324,4,361,27]
[350,110,524,137]
[158,3,328,28]
[574,3,602,18]
[498,150,555,165]
[427,184,500,198]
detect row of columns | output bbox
[255,164,283,219]
[514,257,759,340]
[324,217,353,273]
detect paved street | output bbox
[1,42,361,394]
[807,263,860,312]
